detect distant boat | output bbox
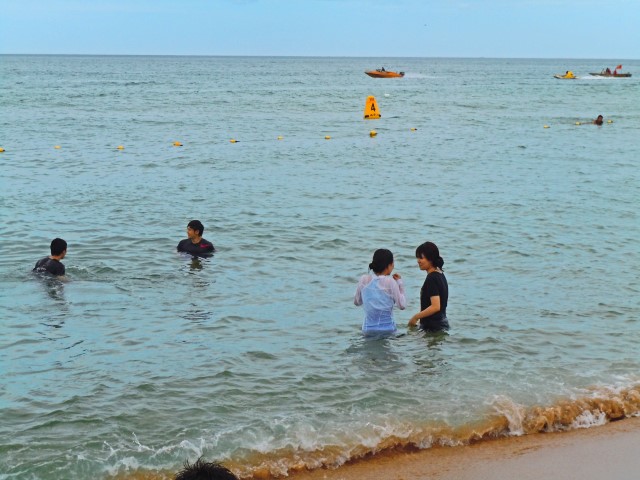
[589,70,631,78]
[365,68,404,78]
[590,64,631,77]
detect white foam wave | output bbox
[570,410,607,429]
[489,395,526,435]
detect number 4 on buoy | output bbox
[364,95,381,119]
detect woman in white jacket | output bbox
[354,249,406,335]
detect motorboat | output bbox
[589,71,632,77]
[365,69,404,78]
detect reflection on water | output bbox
[189,257,204,271]
[44,279,66,301]
[346,334,408,375]
[181,307,213,324]
[175,255,217,323]
[409,327,449,374]
[35,275,70,330]
[419,329,449,349]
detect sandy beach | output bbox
[288,416,640,480]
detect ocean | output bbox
[1,55,639,479]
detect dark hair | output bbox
[368,248,394,274]
[50,238,67,256]
[415,241,444,270]
[187,220,205,235]
[174,458,238,480]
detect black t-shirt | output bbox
[420,271,449,330]
[33,257,65,276]
[177,238,215,256]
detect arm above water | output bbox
[408,295,440,326]
[354,274,372,306]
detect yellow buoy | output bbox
[607,120,613,124]
[369,130,377,137]
[410,128,417,131]
[117,145,125,150]
[575,122,581,125]
[54,145,61,149]
[230,139,237,143]
[543,125,550,129]
[0,147,5,153]
[173,141,183,147]
[324,135,331,140]
[277,136,283,140]
[364,95,381,119]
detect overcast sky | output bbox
[1,0,638,58]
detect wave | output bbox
[114,383,640,480]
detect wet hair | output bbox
[50,238,67,256]
[187,220,205,235]
[174,458,238,480]
[368,248,394,274]
[415,241,444,270]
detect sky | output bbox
[1,0,638,58]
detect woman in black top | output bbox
[408,241,449,331]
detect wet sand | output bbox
[289,416,640,480]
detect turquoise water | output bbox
[1,56,639,479]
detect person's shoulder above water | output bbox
[33,238,67,276]
[177,238,215,253]
[34,256,65,276]
[177,219,216,256]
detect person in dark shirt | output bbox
[408,241,449,331]
[177,220,215,257]
[593,114,604,126]
[33,238,67,276]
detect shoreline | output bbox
[286,416,640,480]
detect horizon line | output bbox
[0,53,637,61]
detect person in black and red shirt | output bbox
[34,238,67,276]
[177,220,215,257]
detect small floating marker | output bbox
[0,147,4,153]
[277,136,283,140]
[324,135,331,140]
[575,122,581,125]
[173,141,183,147]
[364,95,381,119]
[369,130,377,137]
[54,145,61,149]
[411,128,417,131]
[607,120,613,124]
[543,125,550,129]
[230,139,237,143]
[117,145,125,150]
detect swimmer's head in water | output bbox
[415,241,444,270]
[174,457,239,480]
[369,248,394,274]
[187,220,205,236]
[50,238,67,256]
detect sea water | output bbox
[1,55,639,479]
